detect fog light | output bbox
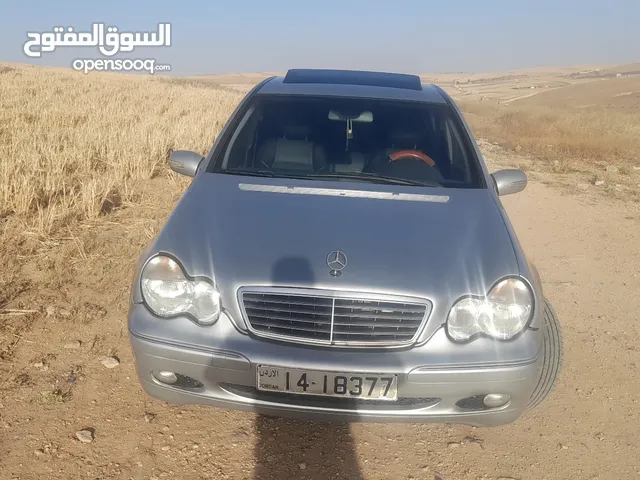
[153,370,178,385]
[483,393,510,408]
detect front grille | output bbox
[221,384,440,411]
[240,289,430,347]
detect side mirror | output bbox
[491,169,527,196]
[168,150,204,177]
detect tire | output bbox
[527,299,563,410]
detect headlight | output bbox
[140,255,221,325]
[446,278,533,342]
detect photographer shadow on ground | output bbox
[252,257,364,479]
[253,415,363,480]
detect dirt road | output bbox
[1,142,639,480]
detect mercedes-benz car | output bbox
[128,69,562,426]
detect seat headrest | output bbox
[282,125,311,139]
[271,139,314,171]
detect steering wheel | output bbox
[389,150,437,168]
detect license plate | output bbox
[256,365,398,401]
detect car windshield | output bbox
[213,95,484,189]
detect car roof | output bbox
[255,69,449,104]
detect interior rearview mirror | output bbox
[328,110,373,123]
[491,169,527,196]
[169,150,204,177]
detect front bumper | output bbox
[128,306,543,426]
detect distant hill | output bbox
[510,75,640,112]
[189,63,640,104]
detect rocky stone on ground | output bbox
[144,413,156,423]
[100,356,120,369]
[75,429,93,444]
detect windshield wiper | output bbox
[225,168,316,181]
[225,169,441,187]
[304,172,441,187]
[225,168,278,177]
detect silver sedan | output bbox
[128,69,562,426]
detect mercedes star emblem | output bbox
[326,250,347,277]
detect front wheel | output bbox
[527,299,563,410]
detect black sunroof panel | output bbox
[283,69,423,91]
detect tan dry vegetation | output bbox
[0,63,243,232]
[438,69,640,185]
[459,100,640,200]
[459,97,640,170]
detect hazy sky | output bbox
[2,0,638,75]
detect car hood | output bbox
[151,174,520,331]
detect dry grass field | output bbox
[457,75,640,179]
[0,64,243,232]
[1,61,640,480]
[459,96,640,174]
